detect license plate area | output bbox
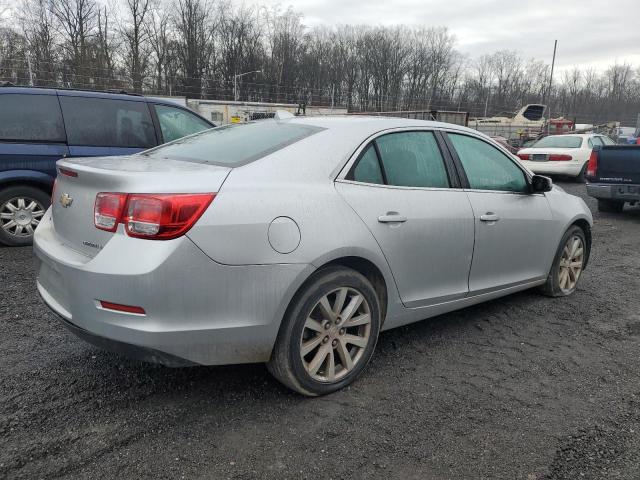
[532,154,548,162]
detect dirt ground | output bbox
[1,181,640,480]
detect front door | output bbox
[336,130,475,307]
[445,132,555,294]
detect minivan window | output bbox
[154,104,211,143]
[142,121,324,166]
[59,96,156,148]
[0,94,65,142]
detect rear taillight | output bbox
[548,154,573,161]
[517,153,531,160]
[59,167,78,177]
[94,193,215,239]
[94,193,128,232]
[586,150,598,177]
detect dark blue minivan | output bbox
[0,86,214,246]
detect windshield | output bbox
[531,136,583,148]
[142,121,325,166]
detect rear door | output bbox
[58,94,157,157]
[444,132,555,293]
[336,130,475,308]
[0,92,68,180]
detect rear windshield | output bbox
[142,121,325,166]
[531,136,583,148]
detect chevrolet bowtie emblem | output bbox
[59,193,74,208]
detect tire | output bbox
[0,185,50,247]
[597,199,624,213]
[267,266,382,396]
[540,225,587,297]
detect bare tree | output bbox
[120,0,152,92]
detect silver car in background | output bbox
[34,117,593,396]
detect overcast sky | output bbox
[255,0,640,71]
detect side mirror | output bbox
[531,174,553,193]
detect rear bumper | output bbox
[519,160,584,177]
[586,183,640,202]
[34,209,312,366]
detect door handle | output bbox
[378,212,407,223]
[480,213,500,222]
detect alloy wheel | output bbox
[0,197,46,238]
[300,287,372,383]
[558,234,584,293]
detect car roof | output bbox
[0,86,147,102]
[281,115,482,138]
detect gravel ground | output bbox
[1,181,640,480]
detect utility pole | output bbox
[545,40,558,135]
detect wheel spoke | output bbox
[343,334,368,348]
[344,313,371,328]
[32,210,45,219]
[3,219,17,230]
[17,198,25,209]
[340,294,363,323]
[335,338,354,371]
[304,318,324,333]
[333,288,348,316]
[25,201,37,211]
[5,202,17,212]
[307,344,330,374]
[317,295,335,322]
[25,224,34,235]
[0,212,13,219]
[14,224,23,235]
[325,350,336,381]
[301,334,324,356]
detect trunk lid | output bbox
[51,155,231,257]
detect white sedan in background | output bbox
[517,134,615,180]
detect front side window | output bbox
[154,104,212,143]
[375,131,449,188]
[59,96,156,148]
[0,94,65,142]
[590,136,603,147]
[448,133,528,193]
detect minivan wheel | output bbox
[540,225,587,297]
[268,266,381,396]
[0,186,50,247]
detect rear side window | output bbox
[143,121,324,166]
[448,133,528,193]
[376,132,449,188]
[154,104,211,143]
[59,96,156,148]
[0,94,65,142]
[352,144,384,184]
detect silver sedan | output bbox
[34,116,592,396]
